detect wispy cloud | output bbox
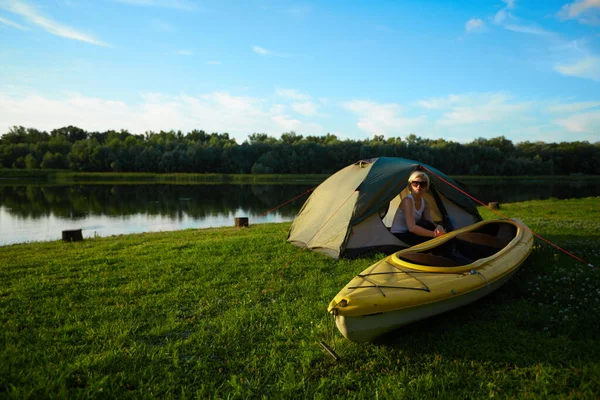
[558,0,600,25]
[553,109,600,134]
[252,45,296,58]
[253,45,270,55]
[547,100,600,113]
[150,18,174,32]
[555,56,600,80]
[465,18,485,33]
[292,101,318,116]
[493,0,515,24]
[343,100,425,136]
[492,0,551,35]
[1,0,108,46]
[503,23,550,35]
[275,88,311,101]
[114,0,199,11]
[418,93,532,127]
[418,95,461,109]
[0,15,27,29]
[434,93,532,126]
[175,50,193,56]
[205,60,221,65]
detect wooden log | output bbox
[62,229,83,242]
[488,202,500,210]
[234,217,249,228]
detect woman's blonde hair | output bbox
[408,171,430,188]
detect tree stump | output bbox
[62,229,83,242]
[488,202,500,210]
[235,217,249,228]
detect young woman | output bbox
[390,171,446,246]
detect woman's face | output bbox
[410,178,428,194]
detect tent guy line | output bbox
[420,165,596,269]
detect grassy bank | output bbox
[0,169,329,184]
[1,198,599,398]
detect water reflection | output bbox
[0,180,598,246]
[0,184,312,245]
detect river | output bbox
[1,179,598,246]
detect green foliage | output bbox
[1,197,599,398]
[1,127,599,175]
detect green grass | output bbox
[1,197,599,398]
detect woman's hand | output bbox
[433,225,446,237]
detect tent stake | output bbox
[318,341,340,361]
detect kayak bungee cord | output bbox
[419,165,596,270]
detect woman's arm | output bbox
[402,198,436,238]
[423,202,446,237]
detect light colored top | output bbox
[390,194,424,233]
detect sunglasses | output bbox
[411,181,428,188]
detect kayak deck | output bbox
[328,219,534,341]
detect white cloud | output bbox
[418,93,532,126]
[493,0,515,24]
[0,15,26,29]
[558,0,600,23]
[493,9,508,24]
[1,0,108,46]
[176,50,193,56]
[439,94,532,126]
[418,95,461,109]
[0,91,325,142]
[547,101,600,113]
[465,18,485,33]
[269,104,286,115]
[292,101,318,116]
[503,24,550,35]
[252,45,295,58]
[343,100,425,135]
[275,88,311,101]
[253,45,269,55]
[492,0,550,35]
[553,109,600,135]
[205,60,221,65]
[555,56,600,80]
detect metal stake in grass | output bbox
[318,341,340,361]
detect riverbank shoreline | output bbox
[1,169,600,185]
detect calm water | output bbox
[1,180,598,246]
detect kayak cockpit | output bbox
[394,221,519,268]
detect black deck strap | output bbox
[398,252,458,267]
[429,186,453,232]
[455,232,508,249]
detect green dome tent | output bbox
[287,157,482,259]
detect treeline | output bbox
[1,125,599,175]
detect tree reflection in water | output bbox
[0,181,598,245]
[0,184,313,220]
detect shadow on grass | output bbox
[372,254,600,367]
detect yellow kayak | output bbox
[328,219,534,342]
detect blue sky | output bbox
[1,0,599,144]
